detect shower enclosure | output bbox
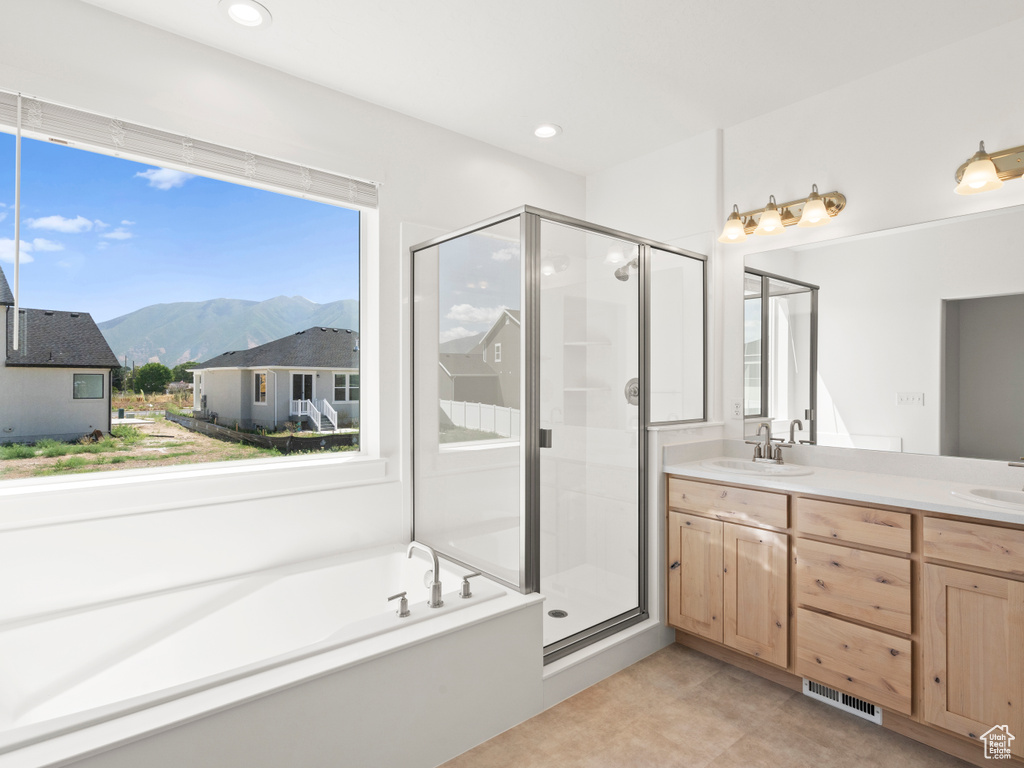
[412,206,705,660]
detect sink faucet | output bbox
[788,419,803,444]
[745,421,788,464]
[407,541,444,608]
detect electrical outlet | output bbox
[731,400,743,418]
[896,392,924,407]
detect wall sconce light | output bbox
[955,140,1024,195]
[718,185,846,244]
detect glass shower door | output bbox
[537,218,643,655]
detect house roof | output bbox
[479,309,520,349]
[0,265,13,306]
[5,307,120,368]
[439,353,496,378]
[194,327,359,370]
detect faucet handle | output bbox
[460,572,482,598]
[387,591,411,618]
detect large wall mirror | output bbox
[745,204,1024,462]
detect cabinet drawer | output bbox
[796,498,911,553]
[796,609,912,715]
[796,539,911,634]
[668,477,788,529]
[923,517,1024,576]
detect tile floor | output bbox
[441,644,972,768]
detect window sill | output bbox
[0,454,388,531]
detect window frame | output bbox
[72,373,104,400]
[0,106,379,491]
[253,371,268,405]
[493,342,501,364]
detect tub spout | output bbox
[407,541,444,608]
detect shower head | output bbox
[613,258,639,281]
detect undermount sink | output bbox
[950,487,1024,511]
[700,458,814,477]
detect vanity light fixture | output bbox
[219,0,273,28]
[954,140,1024,195]
[719,186,846,244]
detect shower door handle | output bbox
[539,429,552,448]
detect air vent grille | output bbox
[803,679,882,724]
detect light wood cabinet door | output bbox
[724,523,788,667]
[668,511,724,642]
[922,564,1024,757]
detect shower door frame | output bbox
[410,205,707,661]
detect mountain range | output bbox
[98,295,359,366]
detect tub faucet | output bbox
[407,541,444,608]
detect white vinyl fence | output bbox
[440,400,521,438]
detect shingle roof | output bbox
[439,352,496,377]
[0,265,13,306]
[194,327,359,370]
[5,307,120,368]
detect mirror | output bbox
[746,204,1024,462]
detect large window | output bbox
[73,373,104,399]
[333,373,359,401]
[0,95,366,480]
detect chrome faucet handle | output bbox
[744,440,763,459]
[773,442,790,462]
[460,572,482,599]
[387,591,411,618]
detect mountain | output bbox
[98,295,359,366]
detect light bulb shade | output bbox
[797,197,831,227]
[754,207,784,236]
[956,156,1003,195]
[717,212,748,243]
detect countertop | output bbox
[664,456,1024,527]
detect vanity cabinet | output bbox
[667,479,788,667]
[921,519,1024,758]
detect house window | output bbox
[254,372,267,404]
[333,373,360,401]
[493,343,501,363]
[73,373,104,399]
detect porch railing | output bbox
[320,399,338,431]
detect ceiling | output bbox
[81,0,1024,175]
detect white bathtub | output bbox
[0,544,523,764]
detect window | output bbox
[493,343,501,363]
[73,373,104,399]
[0,91,369,479]
[333,373,359,401]
[254,372,267,404]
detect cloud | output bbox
[31,238,64,252]
[97,241,109,250]
[94,219,110,230]
[56,260,73,269]
[445,304,507,325]
[491,246,519,262]
[121,219,136,226]
[135,168,196,190]
[0,212,6,224]
[439,327,479,344]
[24,214,93,233]
[102,228,134,240]
[0,239,36,263]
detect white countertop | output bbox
[664,457,1024,527]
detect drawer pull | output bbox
[670,561,681,570]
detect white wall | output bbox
[0,0,585,607]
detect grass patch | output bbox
[0,444,36,460]
[438,427,505,444]
[111,425,144,443]
[136,451,195,461]
[53,456,89,471]
[109,456,128,464]
[35,439,71,458]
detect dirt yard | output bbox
[0,418,279,481]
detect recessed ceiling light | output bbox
[219,0,272,28]
[534,124,562,139]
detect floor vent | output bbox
[802,679,883,725]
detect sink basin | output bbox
[950,487,1024,511]
[700,458,814,477]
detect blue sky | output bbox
[0,133,359,322]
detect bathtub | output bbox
[0,544,543,768]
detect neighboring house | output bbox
[439,309,520,408]
[0,265,119,443]
[192,327,359,432]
